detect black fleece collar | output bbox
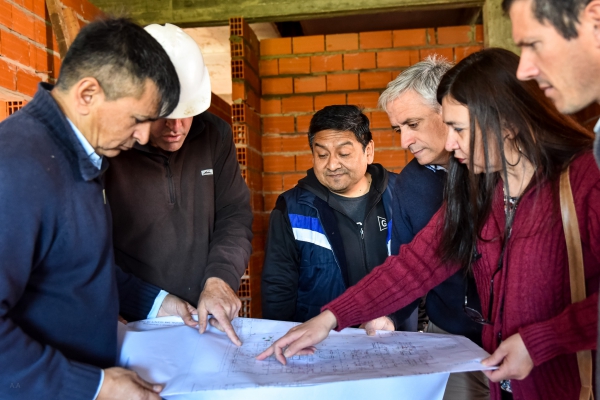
[297,163,389,201]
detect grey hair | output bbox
[378,55,454,113]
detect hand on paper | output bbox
[481,333,534,381]
[197,277,243,346]
[98,367,163,400]
[359,316,395,336]
[157,294,198,328]
[256,309,338,365]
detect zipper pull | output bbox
[360,227,364,239]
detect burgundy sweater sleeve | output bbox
[519,168,600,366]
[323,209,461,330]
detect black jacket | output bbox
[262,164,411,326]
[105,111,253,304]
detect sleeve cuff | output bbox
[147,290,169,319]
[93,369,104,400]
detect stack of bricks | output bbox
[259,25,483,212]
[229,17,264,318]
[0,0,102,106]
[207,92,232,127]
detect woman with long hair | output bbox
[258,48,600,400]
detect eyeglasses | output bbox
[463,246,506,326]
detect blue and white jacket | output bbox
[262,164,401,323]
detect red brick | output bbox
[360,31,392,49]
[231,82,245,101]
[344,52,376,70]
[0,58,17,90]
[0,30,30,66]
[33,0,46,20]
[293,35,324,54]
[32,45,51,72]
[437,26,472,45]
[347,92,380,109]
[326,33,358,52]
[294,76,326,94]
[21,0,34,13]
[296,114,313,132]
[283,173,306,190]
[311,54,343,73]
[16,68,41,96]
[263,116,295,133]
[327,73,359,91]
[263,174,283,192]
[263,155,295,172]
[278,57,310,75]
[282,135,310,153]
[393,29,427,47]
[296,154,313,171]
[372,130,394,147]
[261,38,292,56]
[314,93,346,110]
[281,96,313,113]
[34,18,50,47]
[475,25,484,42]
[360,71,392,90]
[0,0,12,27]
[374,149,408,167]
[12,5,36,40]
[377,50,411,68]
[420,47,454,62]
[370,111,390,129]
[260,98,281,115]
[262,77,293,95]
[455,45,483,62]
[259,59,278,76]
[262,136,282,153]
[264,193,279,212]
[408,49,420,65]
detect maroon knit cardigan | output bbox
[324,152,600,400]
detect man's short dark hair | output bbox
[56,18,180,118]
[308,105,372,150]
[502,0,592,39]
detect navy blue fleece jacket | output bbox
[0,84,160,399]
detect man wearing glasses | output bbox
[366,57,489,400]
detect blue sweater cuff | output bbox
[59,361,102,400]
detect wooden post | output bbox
[46,0,81,58]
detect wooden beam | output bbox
[90,0,483,27]
[46,0,82,58]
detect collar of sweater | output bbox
[25,83,107,181]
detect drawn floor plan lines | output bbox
[118,317,494,399]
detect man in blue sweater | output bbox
[0,19,197,400]
[363,57,489,400]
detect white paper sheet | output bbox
[118,317,494,400]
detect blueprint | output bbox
[118,317,494,399]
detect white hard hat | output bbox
[145,23,211,119]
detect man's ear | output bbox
[365,139,375,164]
[584,0,600,47]
[72,77,104,116]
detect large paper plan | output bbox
[118,317,494,399]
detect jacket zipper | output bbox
[163,158,176,204]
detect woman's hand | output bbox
[256,310,338,365]
[482,333,534,381]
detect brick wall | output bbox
[230,18,264,318]
[0,0,102,104]
[259,25,483,212]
